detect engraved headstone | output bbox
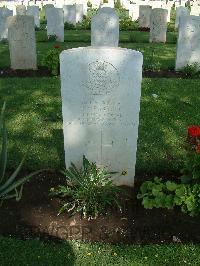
[150,8,168,43]
[16,5,26,15]
[176,15,200,70]
[91,7,119,47]
[60,47,143,187]
[7,15,37,69]
[46,7,64,42]
[27,6,40,28]
[139,5,152,28]
[63,5,76,25]
[0,7,13,41]
[175,6,189,28]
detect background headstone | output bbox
[149,8,168,43]
[91,7,119,47]
[27,6,40,28]
[7,15,37,69]
[175,6,189,28]
[16,5,26,15]
[0,7,13,41]
[176,15,200,70]
[63,5,76,25]
[46,7,64,42]
[60,47,143,187]
[139,5,152,28]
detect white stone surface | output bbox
[129,4,139,21]
[150,8,168,43]
[76,4,84,23]
[27,6,40,28]
[139,5,152,28]
[60,47,143,187]
[0,7,13,40]
[7,15,37,69]
[91,7,119,47]
[46,7,64,42]
[175,6,189,28]
[176,15,200,70]
[16,5,26,15]
[63,5,76,25]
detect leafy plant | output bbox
[42,46,60,76]
[137,126,200,216]
[64,22,75,30]
[47,35,57,42]
[50,156,122,219]
[0,103,42,204]
[180,63,200,78]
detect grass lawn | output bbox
[1,236,200,266]
[0,30,176,69]
[0,77,199,175]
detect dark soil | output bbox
[0,171,200,244]
[0,66,51,78]
[0,67,194,79]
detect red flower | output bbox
[54,44,60,49]
[188,125,200,137]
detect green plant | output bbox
[137,126,200,216]
[42,46,60,76]
[47,35,57,42]
[180,63,200,78]
[0,103,42,204]
[64,22,75,30]
[50,155,122,219]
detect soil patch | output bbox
[0,171,200,244]
[0,67,51,78]
[0,67,197,79]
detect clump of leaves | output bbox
[64,22,75,30]
[42,45,60,76]
[137,126,200,216]
[137,177,200,216]
[0,103,42,204]
[47,35,57,42]
[180,63,200,78]
[50,156,122,219]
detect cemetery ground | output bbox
[1,8,200,265]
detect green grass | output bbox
[0,236,200,265]
[0,39,176,70]
[0,78,199,175]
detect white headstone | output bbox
[91,7,119,47]
[46,7,64,42]
[16,5,26,15]
[176,15,200,70]
[60,47,143,187]
[150,8,168,43]
[7,15,37,69]
[63,5,76,25]
[0,7,13,41]
[175,6,189,28]
[27,6,40,28]
[129,4,139,21]
[139,5,152,28]
[76,4,84,23]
